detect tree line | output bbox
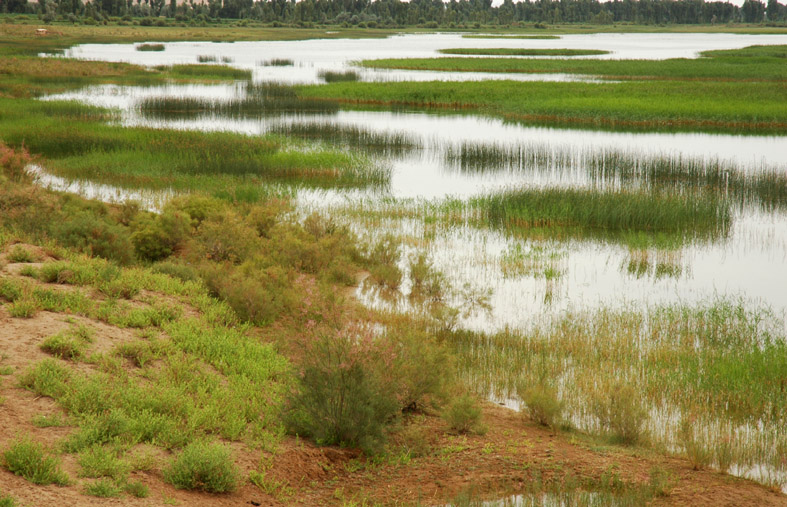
[2,0,785,28]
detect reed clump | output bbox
[318,69,360,83]
[268,123,418,155]
[135,44,164,52]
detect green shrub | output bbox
[390,328,451,412]
[2,436,69,486]
[124,480,149,498]
[78,445,130,480]
[679,415,712,470]
[519,382,564,430]
[130,211,189,262]
[164,440,239,493]
[37,262,76,284]
[7,298,38,318]
[591,381,648,446]
[443,393,486,435]
[7,245,36,263]
[51,212,134,265]
[17,359,71,398]
[40,331,90,360]
[152,261,199,282]
[84,478,122,497]
[285,329,400,453]
[0,490,15,507]
[0,279,22,302]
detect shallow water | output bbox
[58,32,787,84]
[41,34,787,331]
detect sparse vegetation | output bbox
[2,436,70,486]
[164,441,239,493]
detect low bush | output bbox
[519,382,563,430]
[83,478,122,497]
[7,245,36,263]
[51,212,134,265]
[443,393,486,435]
[590,381,648,446]
[164,440,239,493]
[285,327,400,453]
[2,436,69,486]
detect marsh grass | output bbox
[471,187,730,240]
[135,44,164,52]
[152,64,251,80]
[439,48,609,56]
[318,69,360,83]
[268,123,418,155]
[196,55,218,63]
[448,299,787,483]
[260,58,294,66]
[462,35,561,40]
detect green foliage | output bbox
[78,445,130,480]
[7,298,38,318]
[443,393,486,435]
[164,440,239,493]
[7,244,36,263]
[318,69,360,82]
[519,382,564,430]
[131,210,190,262]
[285,329,400,453]
[124,480,149,498]
[2,436,70,486]
[0,490,15,507]
[590,381,648,446]
[17,359,72,398]
[84,478,123,497]
[50,212,134,265]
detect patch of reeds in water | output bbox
[138,92,339,119]
[153,64,251,80]
[471,187,731,240]
[267,123,418,156]
[197,55,218,63]
[447,298,787,488]
[445,141,787,210]
[318,70,360,83]
[259,58,294,67]
[136,43,165,52]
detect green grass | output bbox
[462,34,561,40]
[0,99,386,191]
[259,58,294,66]
[469,187,730,240]
[164,440,239,493]
[438,48,609,56]
[300,78,787,133]
[2,436,70,486]
[362,45,787,81]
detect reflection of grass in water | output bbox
[499,243,564,279]
[439,48,609,56]
[625,248,683,280]
[471,188,730,241]
[138,83,339,119]
[259,58,294,66]
[153,64,251,80]
[318,70,360,83]
[267,123,418,156]
[462,35,561,40]
[445,141,787,210]
[135,43,164,52]
[446,299,787,486]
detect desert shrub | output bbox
[0,142,34,184]
[83,478,122,497]
[188,211,258,263]
[164,440,239,493]
[78,445,129,480]
[50,212,134,265]
[398,422,433,458]
[591,381,648,446]
[443,393,486,435]
[2,436,69,485]
[679,415,712,470]
[0,279,22,302]
[200,263,296,325]
[40,329,91,360]
[7,299,38,318]
[389,328,451,412]
[37,262,76,284]
[131,210,189,262]
[285,328,400,453]
[152,260,199,282]
[518,382,563,430]
[247,199,288,238]
[7,245,36,263]
[124,480,149,498]
[17,359,71,398]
